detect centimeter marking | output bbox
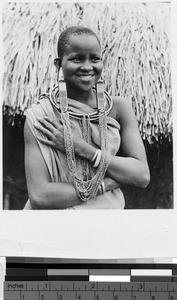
[3,290,177,300]
[4,281,177,300]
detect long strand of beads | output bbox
[50,82,111,202]
[81,114,90,181]
[61,108,110,202]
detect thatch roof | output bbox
[3,2,172,143]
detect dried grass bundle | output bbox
[2,2,171,143]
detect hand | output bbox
[34,116,87,156]
[34,116,66,152]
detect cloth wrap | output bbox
[24,96,125,209]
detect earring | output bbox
[96,79,105,112]
[54,57,61,69]
[58,68,68,112]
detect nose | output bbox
[80,60,93,72]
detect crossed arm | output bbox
[24,97,150,209]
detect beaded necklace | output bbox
[50,85,113,119]
[49,82,112,202]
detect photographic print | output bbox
[2,2,172,210]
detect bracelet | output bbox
[91,149,98,162]
[98,184,102,195]
[101,181,106,194]
[98,181,106,195]
[93,149,102,168]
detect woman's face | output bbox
[61,34,103,93]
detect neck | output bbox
[67,87,96,107]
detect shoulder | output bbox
[109,96,135,123]
[28,94,51,110]
[26,94,53,118]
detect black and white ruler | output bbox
[3,257,177,300]
[4,281,177,300]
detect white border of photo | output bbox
[0,0,176,259]
[0,257,5,300]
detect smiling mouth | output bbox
[76,75,94,81]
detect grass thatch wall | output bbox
[3,2,172,144]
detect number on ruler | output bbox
[58,295,63,300]
[77,296,81,300]
[138,284,143,291]
[91,284,95,290]
[133,296,136,300]
[40,295,44,300]
[114,296,118,300]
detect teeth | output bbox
[78,75,93,80]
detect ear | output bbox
[54,57,61,69]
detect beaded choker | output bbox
[50,85,113,120]
[49,77,111,202]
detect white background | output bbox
[0,0,177,259]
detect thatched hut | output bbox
[3,2,173,209]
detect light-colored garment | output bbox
[24,96,125,209]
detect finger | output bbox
[43,116,59,129]
[37,137,54,147]
[36,118,56,132]
[34,123,53,140]
[44,116,63,128]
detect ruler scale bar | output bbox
[4,289,177,300]
[131,269,172,276]
[6,269,48,276]
[6,257,163,263]
[47,269,89,276]
[131,276,174,282]
[5,276,89,281]
[90,276,131,282]
[4,259,177,300]
[4,281,177,291]
[4,292,177,300]
[6,263,177,269]
[6,268,91,276]
[5,275,177,282]
[4,281,177,300]
[89,269,131,275]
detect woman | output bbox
[24,26,150,209]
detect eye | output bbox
[92,56,101,62]
[71,56,81,62]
